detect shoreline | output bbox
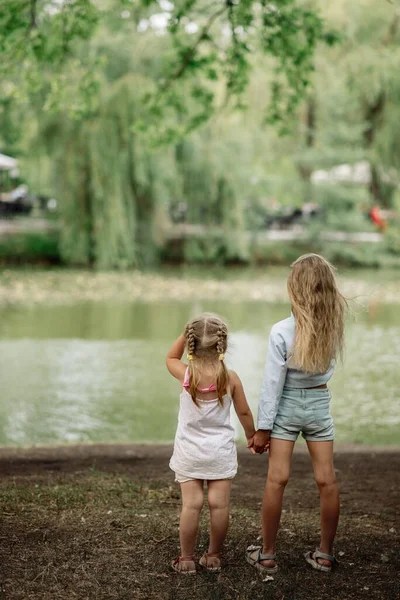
[1,441,400,463]
[1,268,400,306]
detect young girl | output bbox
[246,254,347,574]
[167,313,256,574]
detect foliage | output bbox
[0,0,101,116]
[138,0,339,142]
[385,224,400,256]
[0,0,337,135]
[43,75,169,268]
[1,0,400,269]
[310,185,374,232]
[250,238,400,269]
[0,232,59,264]
[309,0,400,207]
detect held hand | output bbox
[253,430,271,454]
[246,435,256,455]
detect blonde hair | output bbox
[184,313,229,407]
[287,253,347,374]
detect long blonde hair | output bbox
[287,254,347,374]
[184,313,229,407]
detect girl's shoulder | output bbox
[228,369,240,382]
[227,369,241,394]
[269,315,295,346]
[271,314,295,335]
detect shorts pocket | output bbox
[276,405,296,423]
[312,406,332,428]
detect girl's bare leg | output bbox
[306,440,339,567]
[207,479,232,559]
[179,479,204,557]
[260,439,295,567]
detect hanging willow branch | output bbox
[137,0,339,143]
[1,0,338,135]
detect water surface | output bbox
[0,298,398,446]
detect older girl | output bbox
[167,313,256,574]
[247,254,347,574]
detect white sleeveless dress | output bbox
[169,385,238,481]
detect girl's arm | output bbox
[254,328,288,453]
[166,334,187,382]
[230,371,256,443]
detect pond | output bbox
[0,270,399,447]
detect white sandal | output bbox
[245,545,278,574]
[304,549,338,573]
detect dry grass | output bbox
[0,445,399,600]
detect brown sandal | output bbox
[171,555,196,575]
[199,551,221,572]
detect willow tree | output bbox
[40,74,174,268]
[173,133,248,264]
[294,0,400,209]
[339,0,400,207]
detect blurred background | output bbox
[0,0,399,447]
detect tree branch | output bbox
[383,9,400,45]
[29,0,38,31]
[161,2,229,91]
[24,0,38,40]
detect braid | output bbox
[216,329,226,361]
[215,327,228,405]
[184,323,199,406]
[187,326,196,358]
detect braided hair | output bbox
[184,313,229,406]
[216,328,227,361]
[186,325,196,359]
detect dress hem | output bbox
[169,464,237,481]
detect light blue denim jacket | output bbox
[257,314,335,431]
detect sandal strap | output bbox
[315,549,335,562]
[258,549,276,561]
[177,555,195,562]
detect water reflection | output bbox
[0,301,398,446]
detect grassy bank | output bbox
[0,444,399,600]
[1,227,400,269]
[250,238,400,269]
[163,229,400,270]
[0,232,60,265]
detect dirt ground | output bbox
[0,444,399,600]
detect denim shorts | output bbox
[271,387,334,442]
